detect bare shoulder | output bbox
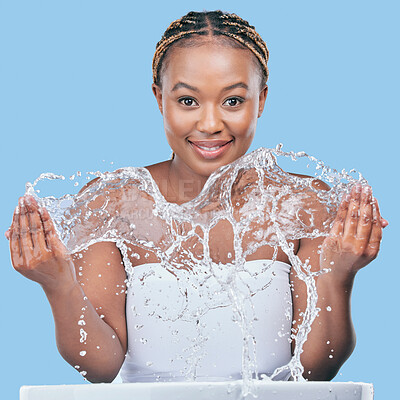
[288,172,330,191]
[288,172,331,213]
[286,172,333,233]
[76,167,144,210]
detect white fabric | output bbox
[120,259,293,382]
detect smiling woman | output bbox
[7,9,387,387]
[151,42,268,194]
[149,11,269,203]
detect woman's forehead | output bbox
[161,42,262,89]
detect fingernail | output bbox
[15,205,20,214]
[355,184,362,193]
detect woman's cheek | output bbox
[164,107,195,136]
[227,108,258,137]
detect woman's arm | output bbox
[9,195,127,382]
[292,184,385,380]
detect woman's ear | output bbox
[152,83,163,114]
[257,84,268,118]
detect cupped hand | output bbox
[320,184,387,279]
[8,195,77,293]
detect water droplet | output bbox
[80,328,87,343]
[79,351,86,356]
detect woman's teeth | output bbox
[197,145,223,151]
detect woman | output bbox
[6,10,387,383]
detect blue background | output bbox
[1,0,398,398]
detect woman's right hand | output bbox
[7,195,78,294]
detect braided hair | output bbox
[152,10,269,88]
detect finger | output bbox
[373,196,383,225]
[330,193,350,236]
[343,184,362,239]
[25,196,48,255]
[19,198,34,265]
[10,206,23,268]
[366,197,382,257]
[355,186,373,245]
[40,206,63,255]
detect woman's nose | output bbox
[196,104,223,134]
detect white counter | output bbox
[20,381,374,400]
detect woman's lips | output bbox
[188,140,233,160]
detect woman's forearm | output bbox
[299,272,356,380]
[44,282,126,383]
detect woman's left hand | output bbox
[320,184,388,280]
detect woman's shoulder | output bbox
[76,163,166,203]
[286,172,333,233]
[287,172,330,192]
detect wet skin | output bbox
[6,40,389,382]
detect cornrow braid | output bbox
[152,10,269,87]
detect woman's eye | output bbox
[179,98,197,107]
[224,97,243,107]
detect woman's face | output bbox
[152,40,268,179]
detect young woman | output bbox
[7,10,387,384]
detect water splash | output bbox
[25,146,366,396]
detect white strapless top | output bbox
[120,259,292,382]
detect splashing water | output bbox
[25,146,366,397]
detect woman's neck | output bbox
[145,157,210,205]
[167,157,209,203]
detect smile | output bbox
[188,139,234,160]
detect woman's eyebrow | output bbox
[171,82,199,92]
[222,82,249,91]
